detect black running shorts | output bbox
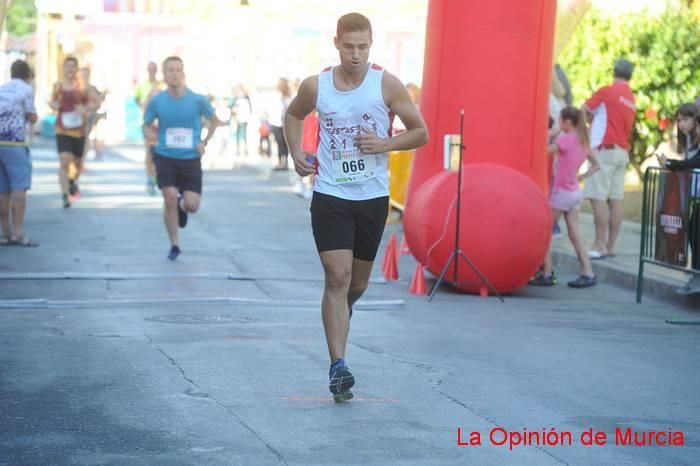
[56,134,86,158]
[310,191,389,261]
[153,153,203,194]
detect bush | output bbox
[558,6,700,174]
[5,0,37,38]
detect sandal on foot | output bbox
[588,249,607,260]
[10,235,39,247]
[0,237,12,246]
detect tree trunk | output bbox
[0,0,9,43]
[630,156,644,180]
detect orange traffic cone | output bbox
[382,234,399,280]
[388,233,398,252]
[409,263,427,295]
[400,234,411,255]
[381,234,396,273]
[381,241,391,276]
[384,249,399,281]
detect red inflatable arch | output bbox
[404,0,557,294]
[409,0,556,194]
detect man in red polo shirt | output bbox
[582,58,636,259]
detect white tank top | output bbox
[314,63,393,201]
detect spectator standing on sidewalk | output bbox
[270,78,292,170]
[657,104,700,294]
[582,58,636,260]
[0,60,39,246]
[530,107,600,288]
[230,84,252,157]
[675,103,699,162]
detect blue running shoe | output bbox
[167,245,181,261]
[329,359,355,402]
[146,177,157,196]
[552,222,563,239]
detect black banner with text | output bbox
[655,171,691,266]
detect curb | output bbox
[552,249,699,310]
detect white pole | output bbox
[0,0,9,42]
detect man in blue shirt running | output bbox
[143,56,223,260]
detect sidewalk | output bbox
[549,213,699,309]
[1,144,699,465]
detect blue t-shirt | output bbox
[144,88,215,159]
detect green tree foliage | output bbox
[5,0,36,37]
[559,6,700,173]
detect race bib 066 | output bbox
[332,149,377,184]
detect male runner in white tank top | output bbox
[285,12,428,402]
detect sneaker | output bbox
[62,194,71,209]
[146,178,157,196]
[530,268,557,284]
[167,245,181,261]
[567,275,597,288]
[177,196,188,228]
[676,275,700,295]
[529,273,556,286]
[329,359,355,402]
[68,180,80,198]
[552,222,563,239]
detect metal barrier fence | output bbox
[637,167,700,303]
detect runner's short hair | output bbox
[10,60,31,80]
[162,56,184,71]
[337,13,372,40]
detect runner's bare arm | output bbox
[285,76,318,177]
[355,72,428,155]
[198,115,225,152]
[142,122,158,146]
[194,115,224,155]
